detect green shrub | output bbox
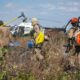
[0,71,6,80]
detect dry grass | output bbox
[0,29,80,80]
[0,27,11,48]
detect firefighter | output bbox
[28,18,45,60]
[65,17,79,52]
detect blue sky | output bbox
[0,0,80,28]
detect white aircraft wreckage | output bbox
[10,12,33,36]
[10,21,33,36]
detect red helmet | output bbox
[71,17,78,23]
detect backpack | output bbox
[74,28,80,45]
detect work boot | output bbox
[65,43,73,53]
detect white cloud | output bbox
[39,1,80,13]
[66,2,79,6]
[18,8,27,12]
[58,2,79,6]
[40,11,48,15]
[40,3,55,11]
[5,2,14,8]
[39,3,55,15]
[57,1,80,12]
[58,6,79,12]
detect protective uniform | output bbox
[67,18,78,38]
[34,31,44,45]
[65,17,79,52]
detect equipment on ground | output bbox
[27,41,34,48]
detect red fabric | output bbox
[71,18,78,23]
[76,33,80,45]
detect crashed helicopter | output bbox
[10,12,33,37]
